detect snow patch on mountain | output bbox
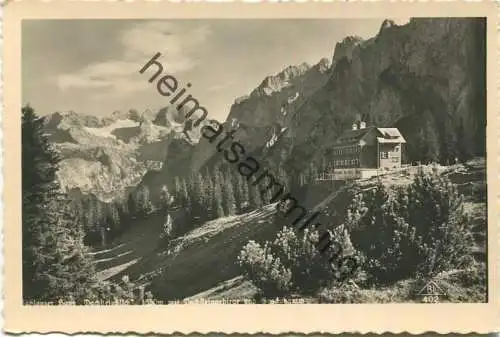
[84,119,140,139]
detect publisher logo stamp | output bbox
[417,280,446,303]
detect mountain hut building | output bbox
[318,121,407,181]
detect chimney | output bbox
[352,123,358,131]
[360,121,366,129]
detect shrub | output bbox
[237,226,361,297]
[79,275,158,305]
[348,170,475,283]
[272,227,334,293]
[470,182,487,202]
[237,240,292,297]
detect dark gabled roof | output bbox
[335,126,406,145]
[335,126,375,144]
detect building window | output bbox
[381,152,389,159]
[391,157,399,163]
[395,145,400,152]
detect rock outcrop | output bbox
[188,58,332,172]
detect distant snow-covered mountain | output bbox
[42,107,203,202]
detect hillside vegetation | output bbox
[92,158,486,303]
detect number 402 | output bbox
[421,295,439,303]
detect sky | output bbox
[22,18,409,122]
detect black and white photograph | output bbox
[21,16,487,306]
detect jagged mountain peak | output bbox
[153,105,187,127]
[232,61,326,106]
[43,110,103,129]
[314,57,331,73]
[252,62,311,97]
[332,35,364,65]
[378,19,397,34]
[234,94,250,105]
[225,59,330,129]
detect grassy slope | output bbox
[92,158,486,302]
[91,203,281,299]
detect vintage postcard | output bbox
[3,0,499,334]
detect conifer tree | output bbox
[118,200,130,229]
[319,155,328,176]
[457,117,472,163]
[22,105,96,303]
[127,193,136,218]
[232,170,243,212]
[173,176,183,206]
[239,174,250,212]
[186,174,196,213]
[195,173,206,212]
[81,195,103,245]
[187,173,202,217]
[204,171,214,215]
[86,196,102,232]
[142,185,153,214]
[134,185,152,216]
[181,178,191,209]
[211,171,225,218]
[106,203,121,232]
[308,162,318,184]
[160,185,173,209]
[277,166,290,192]
[70,198,85,236]
[223,170,237,215]
[419,111,440,164]
[250,183,263,209]
[441,117,457,165]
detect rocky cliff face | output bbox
[267,18,486,172]
[188,58,332,172]
[185,18,485,178]
[228,58,330,128]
